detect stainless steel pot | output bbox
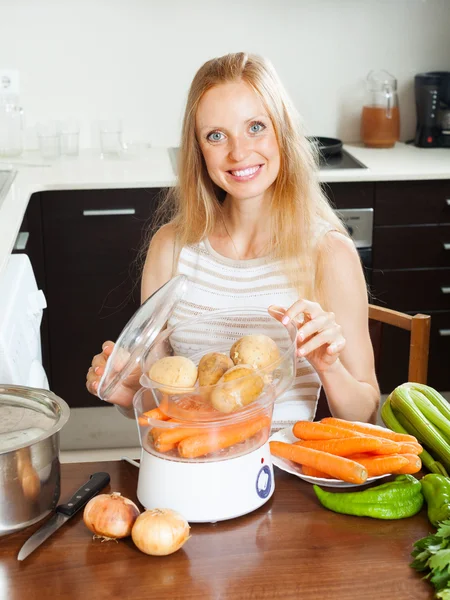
[0,385,70,536]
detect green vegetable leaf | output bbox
[429,550,450,573]
[437,522,450,539]
[436,589,450,600]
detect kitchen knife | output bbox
[17,471,110,561]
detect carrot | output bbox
[269,441,368,484]
[154,423,208,447]
[345,453,409,477]
[147,433,177,453]
[301,465,332,479]
[178,416,270,459]
[293,421,365,441]
[398,442,423,455]
[393,453,422,474]
[138,406,170,426]
[320,417,418,444]
[294,436,401,456]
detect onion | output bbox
[83,492,140,540]
[131,508,190,556]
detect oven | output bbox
[337,208,373,284]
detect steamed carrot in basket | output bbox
[320,417,418,444]
[178,416,270,459]
[138,406,170,426]
[345,453,409,477]
[153,423,208,447]
[301,465,332,479]
[294,436,401,456]
[146,432,177,453]
[269,441,368,484]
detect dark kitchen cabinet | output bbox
[372,180,450,393]
[40,188,164,407]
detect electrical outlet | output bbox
[0,70,20,95]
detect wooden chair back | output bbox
[314,305,431,421]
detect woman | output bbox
[86,52,379,427]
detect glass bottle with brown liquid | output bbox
[361,70,400,148]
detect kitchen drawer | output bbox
[428,312,450,392]
[373,224,450,269]
[372,268,450,311]
[375,180,450,226]
[321,182,374,209]
[42,189,163,276]
[377,310,450,394]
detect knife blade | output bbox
[17,471,110,561]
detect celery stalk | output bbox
[410,389,450,444]
[407,383,450,422]
[391,385,450,471]
[381,395,449,476]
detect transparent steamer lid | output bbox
[0,385,70,454]
[97,275,188,402]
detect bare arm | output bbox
[316,231,380,422]
[141,223,177,303]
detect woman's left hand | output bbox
[269,300,346,373]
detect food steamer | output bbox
[98,276,297,522]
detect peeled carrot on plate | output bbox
[320,417,418,444]
[345,453,409,477]
[301,465,332,479]
[269,441,368,484]
[294,436,401,456]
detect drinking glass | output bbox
[98,119,123,157]
[37,121,61,159]
[61,119,80,156]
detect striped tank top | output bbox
[168,234,329,431]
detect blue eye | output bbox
[250,121,265,133]
[207,131,225,142]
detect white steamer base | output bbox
[137,442,275,523]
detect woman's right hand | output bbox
[86,341,140,409]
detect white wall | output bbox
[2,0,449,149]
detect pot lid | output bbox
[98,274,188,403]
[0,385,70,454]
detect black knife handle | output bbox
[57,472,111,517]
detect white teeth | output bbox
[231,165,260,177]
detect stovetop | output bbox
[319,150,367,170]
[168,148,366,174]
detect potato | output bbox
[149,356,198,390]
[197,352,234,387]
[230,335,280,370]
[210,365,264,413]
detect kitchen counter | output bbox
[1,143,449,277]
[0,460,433,600]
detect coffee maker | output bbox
[414,71,450,147]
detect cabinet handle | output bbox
[444,243,450,251]
[13,231,29,251]
[442,287,450,294]
[82,208,136,217]
[439,329,450,337]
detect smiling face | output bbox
[195,80,280,203]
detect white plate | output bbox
[269,426,391,488]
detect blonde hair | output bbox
[158,52,347,301]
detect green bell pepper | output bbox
[313,474,424,520]
[421,473,450,527]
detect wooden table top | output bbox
[0,460,434,600]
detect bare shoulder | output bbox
[149,222,177,250]
[316,230,367,302]
[318,230,359,262]
[141,222,177,302]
